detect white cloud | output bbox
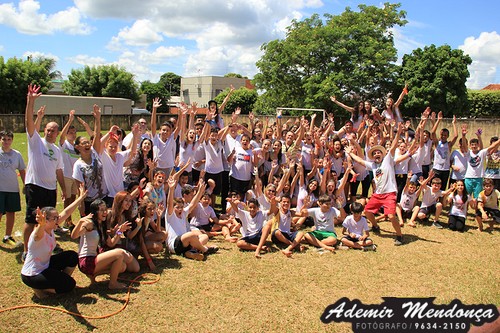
[68,54,106,66]
[460,31,500,89]
[75,0,322,78]
[139,46,187,64]
[0,0,92,35]
[113,20,163,47]
[22,51,59,62]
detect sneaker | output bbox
[394,236,403,246]
[22,251,27,262]
[205,246,219,255]
[3,235,16,246]
[184,250,204,261]
[432,222,443,229]
[53,244,63,254]
[55,226,70,234]
[337,244,350,250]
[363,244,377,251]
[371,225,381,233]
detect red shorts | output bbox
[78,256,96,275]
[365,192,397,215]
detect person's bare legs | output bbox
[94,249,128,289]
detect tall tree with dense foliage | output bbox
[63,65,140,101]
[140,80,170,113]
[159,72,181,96]
[0,56,54,114]
[400,44,472,117]
[253,3,407,115]
[214,87,258,114]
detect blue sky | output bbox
[0,0,498,89]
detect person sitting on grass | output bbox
[475,178,500,232]
[190,191,239,242]
[340,202,375,251]
[409,175,454,229]
[165,176,218,261]
[21,185,87,298]
[446,180,473,232]
[398,170,433,228]
[71,199,134,289]
[228,197,277,258]
[299,194,340,253]
[270,194,305,258]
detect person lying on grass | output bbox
[227,196,278,258]
[340,202,375,250]
[72,198,135,289]
[297,194,340,253]
[165,176,218,261]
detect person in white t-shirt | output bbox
[98,124,139,199]
[0,130,26,245]
[340,202,374,250]
[347,123,405,245]
[299,194,340,252]
[464,133,500,199]
[151,97,181,177]
[446,180,473,232]
[23,85,66,259]
[72,105,110,214]
[165,177,218,261]
[228,196,278,258]
[228,134,258,199]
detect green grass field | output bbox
[0,133,498,333]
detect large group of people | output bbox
[0,84,498,298]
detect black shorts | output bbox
[401,209,413,219]
[229,176,251,198]
[271,229,298,245]
[342,235,372,243]
[475,208,500,223]
[205,172,222,195]
[173,236,192,255]
[25,184,57,224]
[419,204,436,216]
[196,223,215,232]
[241,230,263,245]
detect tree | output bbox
[224,73,247,79]
[63,65,140,101]
[253,3,407,115]
[468,90,500,118]
[214,87,258,114]
[140,80,170,113]
[0,56,54,114]
[159,72,181,96]
[400,44,472,117]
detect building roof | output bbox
[481,84,500,91]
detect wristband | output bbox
[147,258,153,263]
[116,231,123,236]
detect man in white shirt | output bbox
[23,85,66,258]
[347,123,405,245]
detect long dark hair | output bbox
[138,137,154,172]
[89,199,108,248]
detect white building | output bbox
[181,76,254,107]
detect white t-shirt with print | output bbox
[25,131,64,190]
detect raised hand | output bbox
[92,104,101,119]
[152,97,162,110]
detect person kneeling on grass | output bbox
[71,199,133,289]
[299,194,340,253]
[165,176,218,261]
[340,202,375,251]
[270,194,305,258]
[228,196,278,258]
[21,185,87,298]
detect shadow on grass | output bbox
[374,227,443,245]
[0,244,23,255]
